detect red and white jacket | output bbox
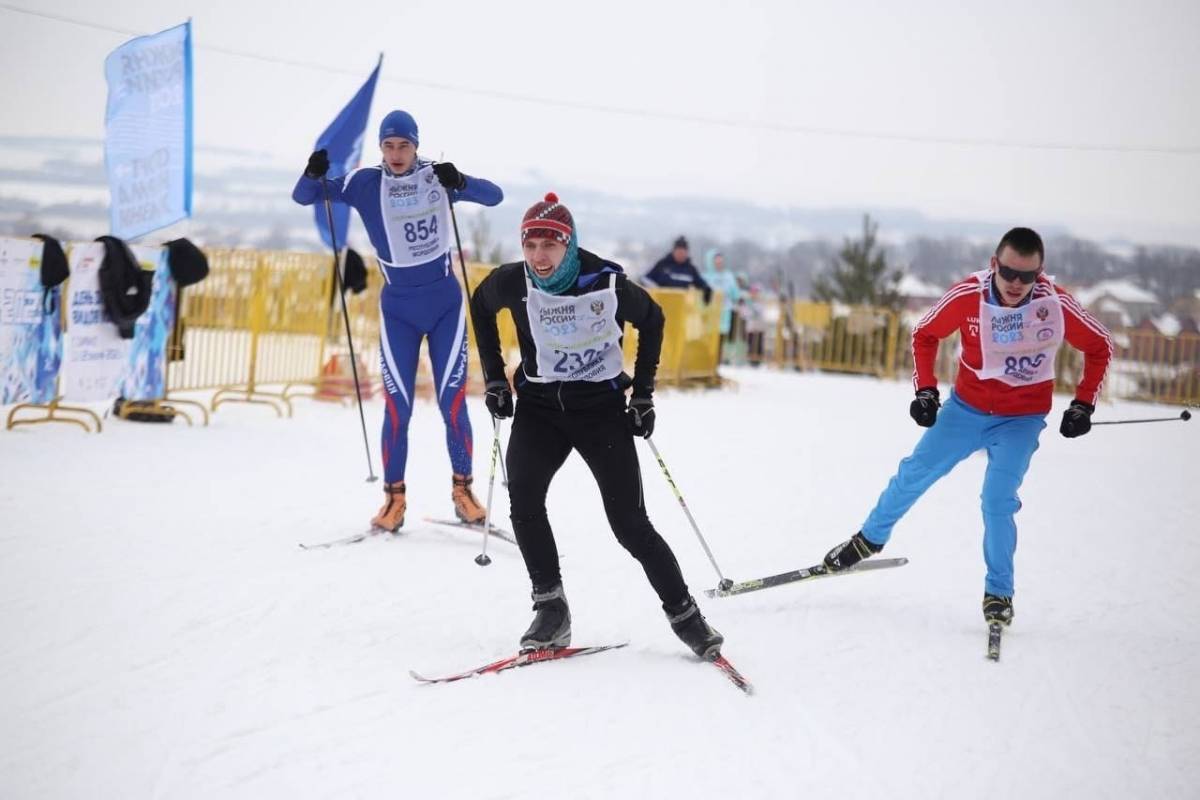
[912,272,1114,416]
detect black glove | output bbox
[1060,400,1094,438]
[484,380,513,419]
[305,149,330,179]
[909,387,940,428]
[626,396,655,438]
[432,162,466,190]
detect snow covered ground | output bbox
[1,368,1197,799]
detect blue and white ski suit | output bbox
[293,159,503,482]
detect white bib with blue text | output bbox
[972,270,1064,386]
[523,273,624,383]
[378,164,450,267]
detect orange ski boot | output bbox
[370,481,406,532]
[451,474,487,524]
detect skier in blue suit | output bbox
[293,109,504,531]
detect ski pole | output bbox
[1092,408,1191,426]
[644,437,733,591]
[498,428,510,487]
[321,179,378,483]
[475,416,503,567]
[445,184,506,562]
[445,181,475,304]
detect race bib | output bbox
[378,164,450,267]
[524,273,624,383]
[974,272,1064,386]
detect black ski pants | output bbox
[506,398,689,607]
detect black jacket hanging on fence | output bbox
[33,233,69,314]
[161,238,209,363]
[96,235,152,339]
[165,238,209,288]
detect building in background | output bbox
[1075,279,1160,329]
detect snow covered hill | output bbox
[1,368,1196,798]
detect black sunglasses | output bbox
[996,262,1042,285]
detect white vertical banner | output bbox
[0,237,51,404]
[62,243,129,402]
[104,20,193,240]
[61,243,173,403]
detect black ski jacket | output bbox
[470,248,664,410]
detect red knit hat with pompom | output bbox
[520,192,574,244]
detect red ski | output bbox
[710,654,754,695]
[410,643,628,685]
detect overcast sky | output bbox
[2,0,1199,247]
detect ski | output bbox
[703,557,909,598]
[298,529,388,550]
[986,622,1003,662]
[423,517,518,545]
[710,654,754,695]
[410,642,628,684]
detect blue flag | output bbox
[314,57,382,249]
[103,21,193,240]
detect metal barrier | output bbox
[336,263,720,391]
[3,258,105,433]
[172,249,332,416]
[1106,329,1200,405]
[323,260,519,402]
[623,287,722,387]
[34,245,1187,418]
[332,267,721,390]
[773,301,901,377]
[767,299,1199,406]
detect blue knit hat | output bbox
[379,110,419,147]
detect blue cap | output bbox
[379,110,419,147]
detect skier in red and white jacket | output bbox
[821,227,1113,628]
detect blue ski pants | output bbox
[860,393,1047,597]
[378,274,473,483]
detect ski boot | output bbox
[452,474,487,524]
[370,481,406,532]
[983,593,1014,626]
[520,585,572,651]
[665,595,724,660]
[823,531,883,572]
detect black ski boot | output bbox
[983,593,1014,626]
[520,585,571,651]
[665,595,724,660]
[823,531,883,572]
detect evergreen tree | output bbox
[812,214,901,309]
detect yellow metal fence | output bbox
[154,250,1199,411]
[765,299,1199,405]
[326,262,721,397]
[328,261,523,400]
[171,249,332,416]
[14,242,1184,430]
[623,288,723,387]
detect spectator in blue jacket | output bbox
[702,248,741,339]
[642,236,712,303]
